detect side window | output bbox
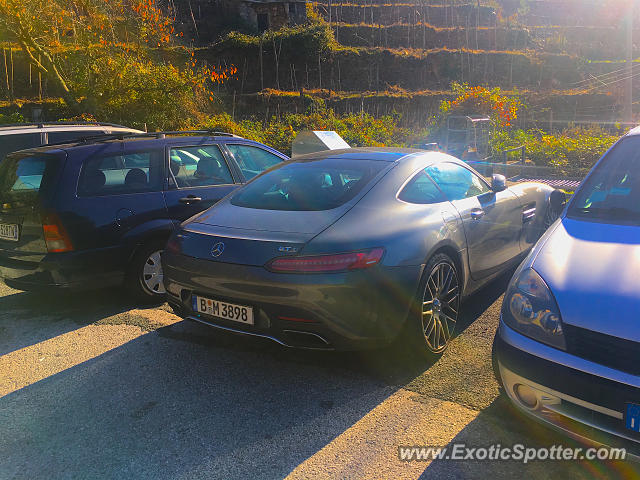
[426,162,490,201]
[398,170,446,204]
[78,150,163,196]
[226,144,284,181]
[169,145,233,188]
[0,133,41,160]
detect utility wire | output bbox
[568,64,640,88]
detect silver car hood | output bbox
[532,218,640,341]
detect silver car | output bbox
[494,127,640,456]
[163,148,558,359]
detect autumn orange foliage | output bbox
[439,82,521,128]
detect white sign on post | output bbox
[291,131,350,157]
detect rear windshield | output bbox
[230,158,387,211]
[0,153,61,199]
[568,136,640,225]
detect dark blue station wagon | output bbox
[0,132,288,301]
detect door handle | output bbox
[179,195,202,204]
[471,208,485,220]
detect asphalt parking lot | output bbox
[0,278,637,479]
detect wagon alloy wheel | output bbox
[141,250,165,295]
[421,261,460,353]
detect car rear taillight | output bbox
[268,248,384,273]
[42,213,73,253]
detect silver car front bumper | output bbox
[496,319,640,460]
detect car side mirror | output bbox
[549,189,567,211]
[491,174,507,192]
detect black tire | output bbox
[126,238,167,304]
[543,190,566,230]
[403,253,461,363]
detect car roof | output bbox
[291,147,461,164]
[5,134,282,159]
[292,147,429,162]
[57,135,255,150]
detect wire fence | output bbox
[464,158,585,191]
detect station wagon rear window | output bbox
[230,158,386,211]
[0,153,61,198]
[78,150,164,196]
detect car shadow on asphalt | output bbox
[0,287,143,356]
[155,268,515,389]
[0,265,513,385]
[418,394,640,479]
[0,322,397,480]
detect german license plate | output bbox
[0,223,18,242]
[625,403,640,432]
[192,294,254,325]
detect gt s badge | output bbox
[278,246,298,253]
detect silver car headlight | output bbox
[502,267,566,350]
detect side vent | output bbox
[522,203,537,223]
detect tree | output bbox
[0,0,235,127]
[439,82,521,128]
[0,0,171,108]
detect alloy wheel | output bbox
[142,250,165,295]
[421,261,460,353]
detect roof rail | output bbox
[101,130,240,140]
[0,121,134,129]
[42,129,240,148]
[158,130,240,137]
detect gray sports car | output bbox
[162,148,561,358]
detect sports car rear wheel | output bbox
[405,253,461,361]
[543,190,567,230]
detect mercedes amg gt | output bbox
[162,148,562,359]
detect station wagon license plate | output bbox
[192,295,254,325]
[0,223,19,242]
[625,403,640,432]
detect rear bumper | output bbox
[162,251,423,350]
[0,246,126,290]
[495,318,640,459]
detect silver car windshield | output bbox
[568,136,640,225]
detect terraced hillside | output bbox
[0,0,637,129]
[189,0,636,129]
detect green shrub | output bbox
[491,126,619,176]
[217,22,336,61]
[0,112,25,124]
[200,104,427,155]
